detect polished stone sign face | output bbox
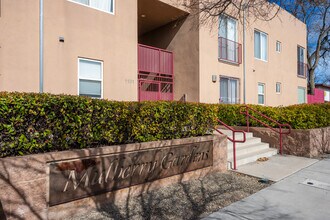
[48,141,213,206]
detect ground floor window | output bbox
[298,87,306,104]
[258,83,265,105]
[220,76,239,104]
[78,58,103,98]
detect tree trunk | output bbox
[309,68,315,95]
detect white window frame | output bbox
[254,30,268,62]
[68,0,115,15]
[219,76,240,104]
[78,58,103,98]
[258,83,265,105]
[218,15,239,63]
[297,45,305,63]
[297,45,305,77]
[218,15,238,42]
[276,82,281,94]
[276,41,281,53]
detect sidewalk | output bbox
[234,155,319,182]
[203,158,330,220]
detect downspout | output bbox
[242,3,247,104]
[39,0,44,93]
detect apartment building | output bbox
[0,0,307,106]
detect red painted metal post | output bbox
[246,107,250,132]
[279,127,283,155]
[239,105,291,155]
[233,132,237,170]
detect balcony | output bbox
[297,61,307,77]
[218,37,242,64]
[138,44,174,101]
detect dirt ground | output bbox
[68,171,270,220]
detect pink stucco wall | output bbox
[308,88,324,103]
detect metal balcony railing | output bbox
[138,44,174,101]
[218,37,242,64]
[138,44,173,75]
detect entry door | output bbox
[220,77,239,104]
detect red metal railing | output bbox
[239,105,292,155]
[218,37,242,64]
[214,118,246,170]
[297,61,307,77]
[138,44,174,101]
[138,44,173,75]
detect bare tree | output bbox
[180,0,330,95]
[181,0,282,25]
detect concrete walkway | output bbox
[204,158,330,220]
[234,155,319,181]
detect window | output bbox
[254,30,268,61]
[220,77,239,104]
[258,83,265,105]
[297,46,305,76]
[218,15,241,63]
[78,58,103,98]
[276,41,281,53]
[276,82,281,93]
[298,87,306,104]
[71,0,114,14]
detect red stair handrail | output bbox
[214,118,246,170]
[239,105,292,155]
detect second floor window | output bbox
[297,46,306,77]
[254,30,268,61]
[276,82,281,93]
[72,0,114,14]
[276,41,281,53]
[218,15,241,64]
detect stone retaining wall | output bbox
[0,135,227,220]
[233,126,330,158]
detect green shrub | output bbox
[0,93,216,157]
[0,92,329,157]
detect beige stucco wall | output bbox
[0,0,40,93]
[0,135,227,219]
[0,0,138,101]
[139,15,200,102]
[0,0,307,106]
[198,8,307,106]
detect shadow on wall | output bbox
[0,136,225,219]
[138,15,188,49]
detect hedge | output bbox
[0,93,216,157]
[0,92,329,157]
[216,103,330,129]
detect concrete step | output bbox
[228,142,270,159]
[227,148,278,169]
[227,137,262,148]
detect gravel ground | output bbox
[68,172,270,220]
